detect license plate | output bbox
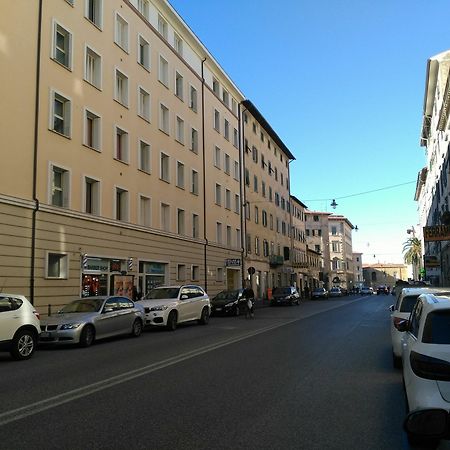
[216,307,222,311]
[40,332,50,338]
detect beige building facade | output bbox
[290,196,309,294]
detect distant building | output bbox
[290,196,309,293]
[363,263,408,288]
[352,252,364,289]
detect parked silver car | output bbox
[40,296,145,347]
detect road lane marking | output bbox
[0,298,362,426]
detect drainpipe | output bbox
[239,103,248,288]
[30,0,43,305]
[201,57,208,291]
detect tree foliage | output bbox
[403,237,421,265]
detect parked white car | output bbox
[138,285,210,331]
[390,287,450,368]
[360,286,373,295]
[397,294,450,447]
[0,294,40,360]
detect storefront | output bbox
[138,261,167,296]
[225,258,241,290]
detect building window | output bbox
[115,126,129,162]
[225,189,231,210]
[177,264,186,281]
[138,140,151,173]
[216,222,222,244]
[226,226,232,247]
[137,0,149,19]
[51,165,69,207]
[176,161,185,188]
[52,21,72,69]
[189,85,198,112]
[192,213,199,238]
[253,175,258,193]
[262,210,267,227]
[234,194,240,214]
[84,46,101,88]
[51,91,71,137]
[158,55,169,87]
[236,229,241,249]
[215,183,222,206]
[270,214,273,230]
[139,195,151,227]
[175,116,184,144]
[161,203,170,231]
[160,152,170,182]
[191,170,199,195]
[158,14,168,40]
[261,181,266,197]
[174,32,183,56]
[214,146,221,169]
[331,226,337,235]
[246,234,251,253]
[115,69,129,106]
[332,241,339,252]
[245,169,250,187]
[263,240,269,257]
[86,0,102,28]
[255,237,260,255]
[233,128,238,148]
[190,128,198,153]
[254,206,259,224]
[175,71,184,100]
[115,13,129,52]
[138,35,150,70]
[216,267,224,282]
[191,265,199,281]
[222,89,229,107]
[159,103,169,134]
[214,109,220,132]
[224,119,230,140]
[212,78,220,96]
[138,87,150,121]
[177,208,185,235]
[252,146,258,163]
[46,252,68,279]
[224,153,231,175]
[84,176,100,215]
[84,109,101,150]
[115,187,129,221]
[234,161,240,181]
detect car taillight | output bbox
[393,316,404,327]
[33,311,40,320]
[410,351,450,381]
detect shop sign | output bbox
[424,255,440,268]
[226,258,241,267]
[143,262,165,275]
[85,258,109,272]
[423,225,450,241]
[110,259,123,272]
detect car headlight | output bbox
[60,323,82,330]
[149,305,169,312]
[225,302,236,308]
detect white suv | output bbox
[138,285,210,331]
[0,294,40,360]
[397,294,450,446]
[390,287,450,368]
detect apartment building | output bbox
[241,100,295,299]
[352,252,364,289]
[417,50,450,286]
[0,0,258,313]
[328,215,355,290]
[363,263,408,288]
[305,211,330,289]
[290,196,309,293]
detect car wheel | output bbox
[131,319,143,337]
[79,324,95,347]
[10,329,36,360]
[166,311,177,331]
[198,307,209,325]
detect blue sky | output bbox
[168,0,450,264]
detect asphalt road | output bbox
[0,294,445,449]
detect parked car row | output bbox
[390,286,450,447]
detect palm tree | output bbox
[403,237,422,279]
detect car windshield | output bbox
[214,290,240,300]
[273,288,291,295]
[399,295,419,313]
[422,310,450,344]
[59,298,103,313]
[145,288,180,300]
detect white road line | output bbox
[0,298,361,426]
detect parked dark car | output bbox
[270,287,300,306]
[377,285,389,295]
[311,288,328,299]
[210,288,254,316]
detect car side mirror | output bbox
[404,408,449,439]
[103,306,114,313]
[394,319,409,332]
[389,305,395,312]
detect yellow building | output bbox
[290,196,309,294]
[0,0,299,313]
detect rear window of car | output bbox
[273,288,291,295]
[399,295,419,313]
[422,310,450,344]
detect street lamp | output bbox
[330,199,338,209]
[407,226,416,237]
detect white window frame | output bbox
[83,107,101,151]
[189,85,198,112]
[49,162,71,208]
[114,67,129,107]
[51,20,73,70]
[138,85,151,122]
[190,127,198,153]
[216,267,224,282]
[114,186,129,222]
[214,146,221,169]
[137,0,150,20]
[138,194,151,227]
[138,139,151,174]
[84,45,102,89]
[158,54,169,87]
[191,169,199,195]
[160,152,170,183]
[83,174,101,215]
[191,265,200,281]
[216,222,222,244]
[175,116,184,144]
[215,183,222,206]
[114,11,129,53]
[175,71,184,101]
[176,160,185,189]
[49,89,72,137]
[137,34,150,71]
[159,102,170,135]
[177,208,185,235]
[85,0,103,29]
[192,214,199,238]
[158,14,168,40]
[214,109,220,132]
[174,32,183,56]
[160,202,171,232]
[114,125,129,163]
[177,264,186,281]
